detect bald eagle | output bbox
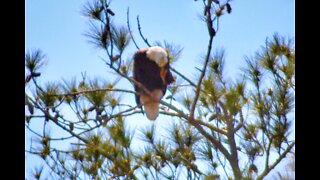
[133,46,175,120]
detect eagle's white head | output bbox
[146,46,168,67]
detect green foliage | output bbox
[61,78,79,94]
[111,25,131,54]
[107,116,132,148]
[25,49,46,74]
[69,120,136,179]
[37,82,60,108]
[154,41,184,63]
[168,123,202,158]
[84,78,110,106]
[26,33,295,180]
[245,57,263,88]
[85,21,111,50]
[140,124,155,144]
[82,0,104,21]
[198,140,219,171]
[182,94,193,110]
[204,173,220,180]
[209,48,225,76]
[31,164,45,180]
[225,88,241,116]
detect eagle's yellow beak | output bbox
[160,68,167,85]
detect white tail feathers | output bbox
[144,101,160,120]
[140,89,163,120]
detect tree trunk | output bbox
[230,159,242,180]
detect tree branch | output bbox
[160,100,232,161]
[27,96,89,144]
[225,115,242,179]
[257,140,295,180]
[190,1,216,119]
[137,15,152,47]
[126,8,140,49]
[54,87,137,97]
[170,67,197,87]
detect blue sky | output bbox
[26,0,294,82]
[26,0,294,179]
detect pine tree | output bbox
[25,0,295,179]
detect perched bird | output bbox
[133,46,175,120]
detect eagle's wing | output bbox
[133,54,143,114]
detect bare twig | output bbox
[27,96,89,144]
[54,87,137,97]
[102,1,114,67]
[189,0,216,119]
[60,105,142,138]
[25,124,43,138]
[126,8,139,49]
[170,67,197,87]
[257,141,295,180]
[194,118,227,135]
[137,15,152,47]
[216,150,230,179]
